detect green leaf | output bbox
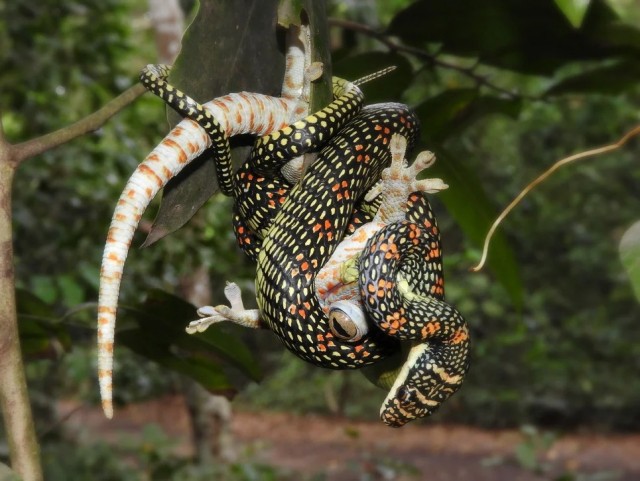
[193,327,262,382]
[619,220,640,302]
[16,288,57,320]
[554,0,592,28]
[31,275,57,304]
[145,0,332,246]
[118,328,236,393]
[57,274,84,306]
[514,442,538,471]
[415,89,522,144]
[425,147,523,308]
[411,92,522,305]
[16,289,72,358]
[145,0,287,245]
[117,290,262,395]
[387,0,639,75]
[545,59,640,96]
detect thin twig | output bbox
[11,83,146,165]
[328,18,531,100]
[471,125,640,272]
[38,404,84,441]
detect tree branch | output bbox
[0,160,43,481]
[328,18,534,100]
[0,80,145,480]
[10,83,146,165]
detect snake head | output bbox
[380,342,468,427]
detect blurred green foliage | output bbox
[1,0,640,453]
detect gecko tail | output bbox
[96,119,211,418]
[95,91,302,418]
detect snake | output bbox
[98,32,470,424]
[97,31,378,418]
[157,73,472,426]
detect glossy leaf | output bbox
[415,88,522,305]
[117,290,262,395]
[146,0,331,245]
[387,0,640,75]
[416,89,522,144]
[425,148,523,308]
[16,289,72,358]
[545,59,640,96]
[619,220,640,302]
[119,327,237,396]
[145,0,286,245]
[554,0,592,28]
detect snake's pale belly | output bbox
[256,104,420,369]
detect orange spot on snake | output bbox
[421,321,441,338]
[451,328,469,344]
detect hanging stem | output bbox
[471,124,640,272]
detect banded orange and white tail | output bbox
[98,24,313,418]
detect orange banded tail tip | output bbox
[103,400,113,419]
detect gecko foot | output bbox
[365,134,448,223]
[186,282,261,334]
[384,134,448,193]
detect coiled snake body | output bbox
[255,104,419,368]
[159,77,471,426]
[98,41,469,425]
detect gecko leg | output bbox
[366,134,448,224]
[186,282,261,334]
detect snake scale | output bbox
[97,26,469,426]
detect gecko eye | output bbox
[328,301,368,342]
[396,386,415,407]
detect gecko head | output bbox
[328,300,369,342]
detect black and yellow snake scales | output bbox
[133,65,470,427]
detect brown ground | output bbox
[59,396,640,481]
